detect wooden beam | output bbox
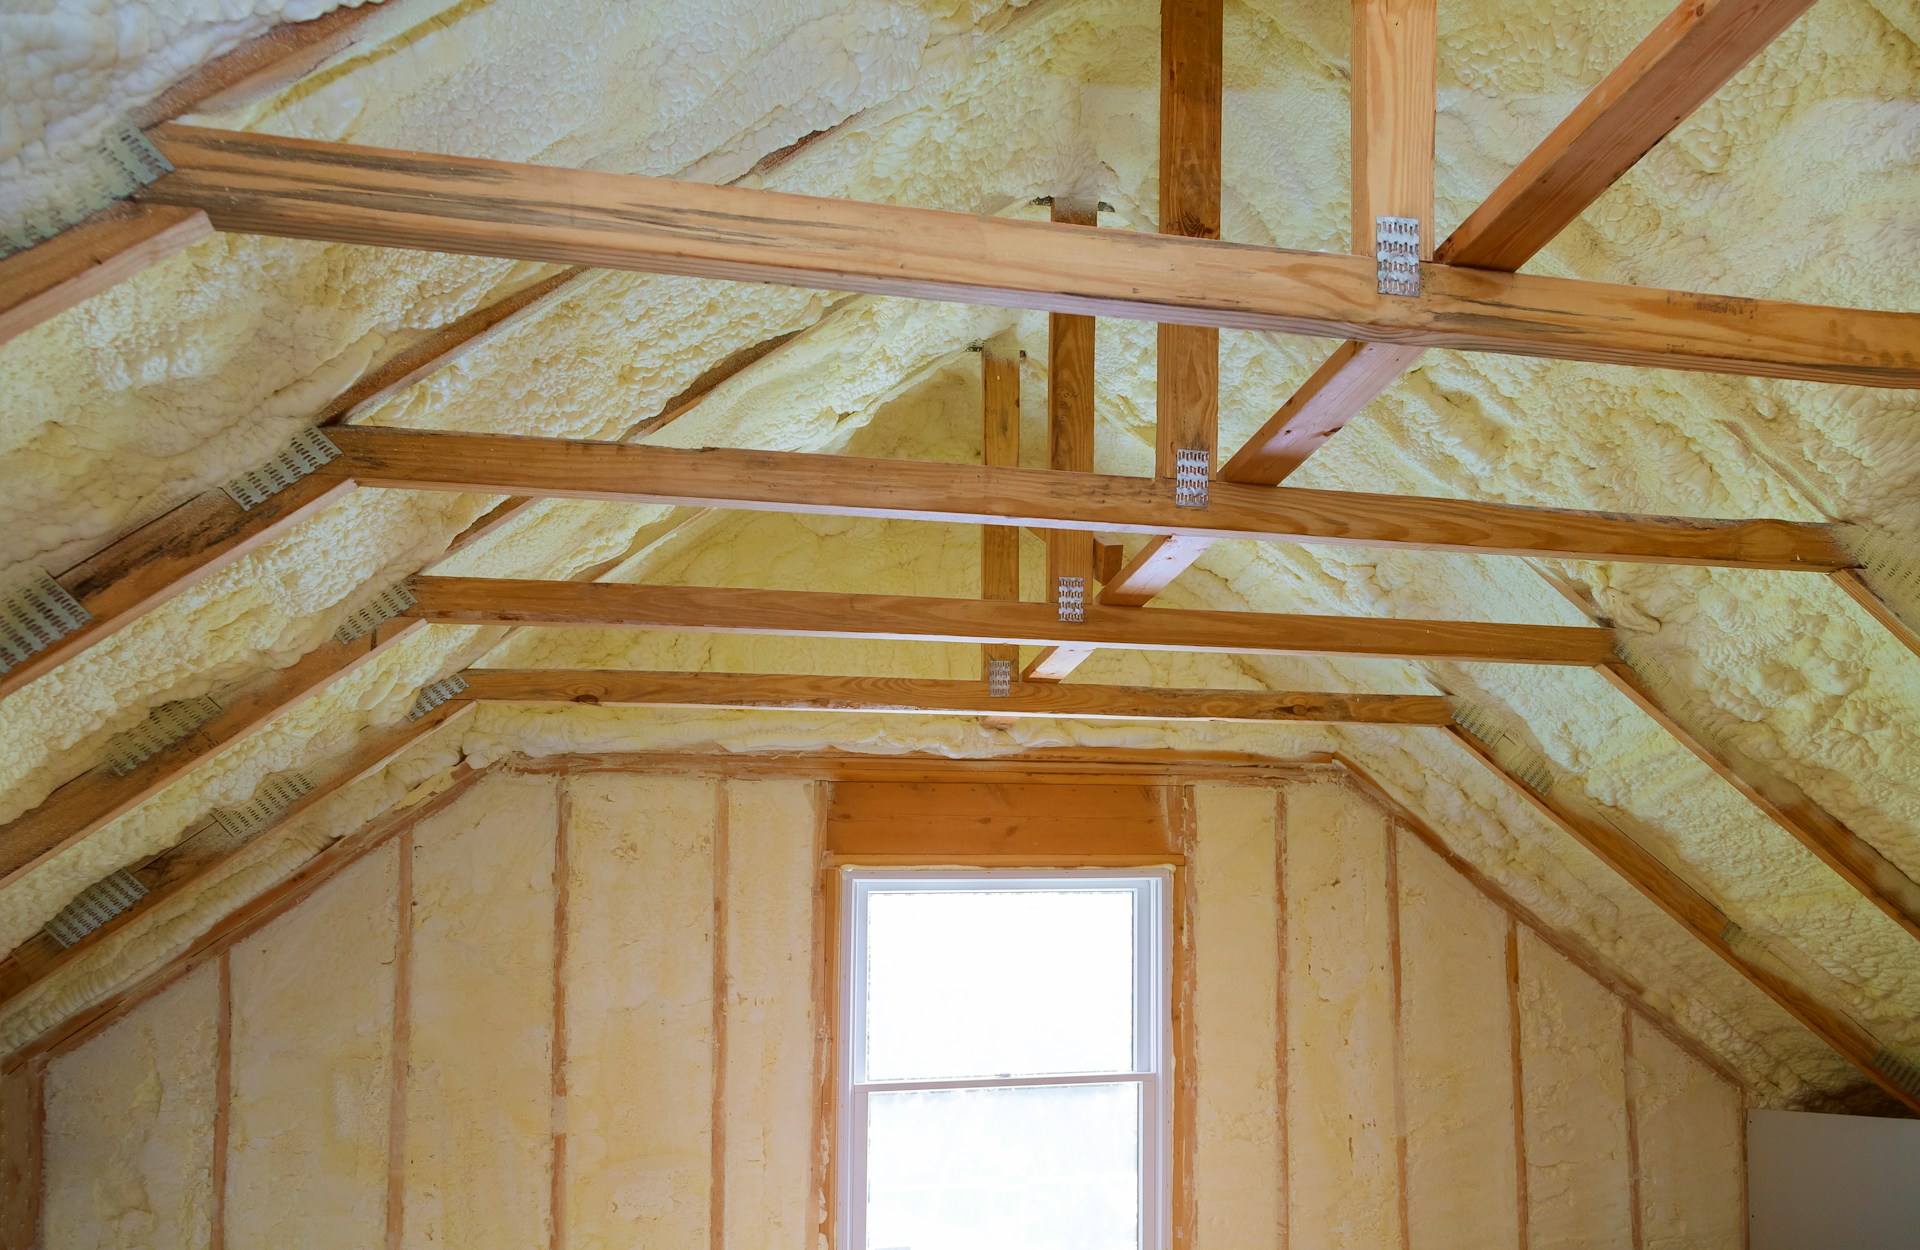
[406,577,1616,666]
[0,0,418,345]
[0,620,422,890]
[1042,0,1824,678]
[0,467,354,703]
[1156,0,1223,479]
[456,668,1456,726]
[140,125,1920,386]
[1437,0,1820,272]
[1047,198,1100,625]
[1444,722,1920,1114]
[981,341,1023,678]
[1830,569,1920,665]
[1595,659,1920,945]
[0,701,470,1010]
[0,204,213,347]
[330,427,1855,572]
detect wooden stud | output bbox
[1387,824,1412,1250]
[0,204,213,348]
[1273,789,1291,1250]
[550,781,573,1250]
[212,953,232,1250]
[1507,918,1531,1250]
[409,577,1619,667]
[457,668,1456,727]
[143,124,1920,387]
[1623,1007,1646,1250]
[0,1054,43,1250]
[332,427,1855,572]
[1156,0,1222,479]
[384,827,414,1250]
[1350,0,1437,258]
[981,340,1023,680]
[709,784,729,1250]
[823,781,1171,861]
[1046,198,1100,627]
[1444,724,1920,1113]
[1168,787,1199,1250]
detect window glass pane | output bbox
[864,886,1138,1081]
[865,1082,1141,1250]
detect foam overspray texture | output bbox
[0,0,1915,1108]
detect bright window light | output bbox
[839,870,1170,1250]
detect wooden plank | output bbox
[0,620,423,890]
[332,427,1854,571]
[824,780,1171,859]
[0,703,470,1011]
[1443,723,1920,1114]
[1350,0,1437,257]
[1437,0,1820,271]
[0,204,212,347]
[0,469,355,703]
[1050,0,1821,679]
[1157,0,1223,477]
[1045,197,1100,622]
[0,1057,41,1250]
[455,668,1458,726]
[142,124,1920,387]
[981,341,1023,678]
[1596,659,1920,944]
[408,577,1617,666]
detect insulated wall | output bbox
[23,764,1745,1248]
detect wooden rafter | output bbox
[137,124,1920,386]
[328,427,1854,572]
[404,577,1616,666]
[1445,722,1920,1114]
[1033,0,1822,680]
[454,668,1455,726]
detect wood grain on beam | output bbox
[0,204,213,348]
[330,427,1854,572]
[1057,0,1822,679]
[1438,0,1819,271]
[1351,0,1437,255]
[981,340,1022,677]
[1596,659,1920,944]
[1446,723,1920,1114]
[141,125,1920,387]
[1157,0,1222,476]
[457,668,1456,726]
[1042,198,1099,677]
[0,621,421,891]
[0,468,354,703]
[407,576,1616,666]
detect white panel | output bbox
[564,773,716,1249]
[228,844,398,1250]
[1518,929,1632,1250]
[43,964,218,1250]
[404,773,558,1249]
[1191,784,1282,1249]
[1399,831,1520,1250]
[1285,780,1398,1249]
[1749,1108,1920,1250]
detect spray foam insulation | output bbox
[0,0,1916,1113]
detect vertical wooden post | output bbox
[1043,202,1098,607]
[1351,0,1437,258]
[385,828,415,1250]
[0,1057,43,1250]
[550,782,573,1250]
[981,337,1024,681]
[1156,0,1222,478]
[1507,918,1531,1250]
[212,954,233,1250]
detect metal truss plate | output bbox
[1376,215,1422,297]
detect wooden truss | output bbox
[3,0,1919,1116]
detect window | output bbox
[838,870,1171,1250]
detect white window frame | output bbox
[836,867,1173,1250]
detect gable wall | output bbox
[21,760,1745,1249]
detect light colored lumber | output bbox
[0,620,422,890]
[141,124,1920,386]
[408,576,1617,666]
[456,668,1457,725]
[825,780,1172,860]
[0,204,213,347]
[1047,198,1099,617]
[1156,0,1223,476]
[330,427,1855,572]
[0,702,470,1010]
[981,341,1022,677]
[1044,0,1823,679]
[1444,723,1920,1114]
[1350,0,1437,256]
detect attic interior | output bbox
[2,0,1919,1245]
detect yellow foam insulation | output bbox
[562,772,715,1247]
[720,778,820,1248]
[1518,926,1634,1249]
[1629,1016,1745,1250]
[42,963,216,1250]
[1189,783,1283,1246]
[403,772,557,1249]
[1284,779,1399,1248]
[0,0,1916,1123]
[228,841,398,1249]
[1397,827,1521,1250]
